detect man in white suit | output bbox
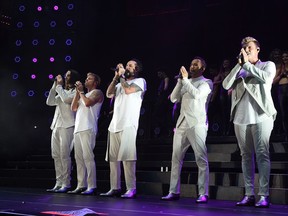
[161,57,213,203]
[222,36,277,208]
[46,69,79,193]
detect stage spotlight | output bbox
[50,21,56,28]
[16,22,23,28]
[32,39,39,46]
[50,57,55,62]
[66,39,72,46]
[14,56,21,63]
[28,90,35,97]
[11,91,17,97]
[48,74,54,79]
[65,55,71,62]
[15,40,22,46]
[49,39,55,45]
[32,58,38,63]
[44,91,49,97]
[33,21,40,28]
[12,73,19,80]
[54,5,59,11]
[19,5,25,12]
[31,74,36,79]
[37,6,42,12]
[67,4,74,10]
[66,20,73,27]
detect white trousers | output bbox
[169,119,209,196]
[74,129,97,190]
[107,128,137,190]
[51,127,74,187]
[234,117,274,196]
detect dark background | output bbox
[0,0,288,160]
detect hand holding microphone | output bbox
[75,81,84,93]
[237,48,248,65]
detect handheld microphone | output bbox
[110,67,119,72]
[174,73,182,79]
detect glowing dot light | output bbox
[66,20,73,27]
[28,90,35,97]
[31,74,36,79]
[44,91,49,97]
[14,56,21,63]
[67,4,74,10]
[37,6,42,11]
[49,39,55,45]
[65,56,71,62]
[32,58,38,63]
[11,91,17,97]
[48,74,54,79]
[50,21,56,28]
[32,39,39,46]
[54,5,59,11]
[66,39,72,46]
[50,57,55,62]
[33,21,40,28]
[15,40,22,46]
[17,22,23,28]
[12,73,19,80]
[19,5,25,12]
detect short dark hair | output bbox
[194,56,207,69]
[131,58,143,75]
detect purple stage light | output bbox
[16,22,23,28]
[50,21,56,28]
[32,58,38,63]
[49,39,55,45]
[15,40,22,46]
[54,5,59,11]
[37,6,42,11]
[19,5,25,12]
[66,20,73,27]
[12,73,19,80]
[28,90,35,97]
[11,91,17,97]
[14,56,21,63]
[65,55,71,62]
[48,74,54,79]
[67,4,74,10]
[32,39,39,46]
[50,57,55,62]
[66,39,72,46]
[44,91,49,97]
[34,21,40,28]
[31,74,36,79]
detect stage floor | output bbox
[0,187,287,216]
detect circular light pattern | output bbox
[17,22,23,28]
[65,55,71,62]
[53,5,59,11]
[31,74,36,79]
[48,74,54,79]
[11,91,17,97]
[14,56,21,63]
[37,6,42,11]
[32,58,38,63]
[44,91,50,97]
[67,4,74,10]
[50,21,56,28]
[19,5,25,12]
[65,39,72,46]
[66,20,73,27]
[49,39,55,45]
[33,21,40,28]
[50,57,55,62]
[32,39,39,46]
[15,40,22,46]
[12,73,19,80]
[28,90,35,97]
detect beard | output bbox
[124,69,135,79]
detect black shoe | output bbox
[121,189,136,199]
[46,185,61,192]
[195,195,208,203]
[67,187,87,194]
[236,195,255,206]
[255,196,270,208]
[81,188,97,195]
[100,189,122,197]
[55,186,71,193]
[161,192,180,201]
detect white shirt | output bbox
[74,89,103,134]
[108,78,147,133]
